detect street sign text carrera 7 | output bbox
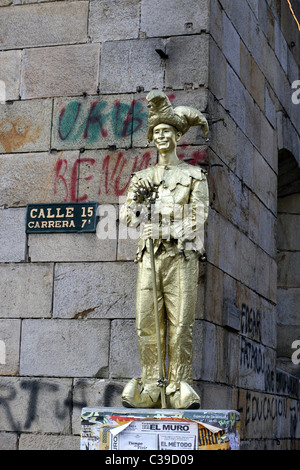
[26,203,98,233]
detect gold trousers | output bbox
[135,242,199,399]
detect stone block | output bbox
[278,252,300,289]
[0,376,72,433]
[141,0,209,37]
[239,337,276,392]
[245,91,262,150]
[19,434,79,451]
[248,192,276,257]
[277,214,300,251]
[110,320,140,379]
[236,129,254,190]
[89,0,140,42]
[209,38,226,101]
[52,94,136,151]
[222,11,240,76]
[28,231,117,262]
[21,44,100,99]
[165,35,209,89]
[0,1,89,49]
[253,148,277,214]
[0,99,52,153]
[259,297,277,349]
[278,193,300,214]
[117,223,141,261]
[264,84,277,129]
[0,432,17,450]
[277,288,300,326]
[208,95,237,171]
[0,208,26,262]
[249,57,265,112]
[20,319,110,377]
[209,158,249,232]
[53,262,136,319]
[226,64,246,131]
[208,0,223,47]
[200,383,235,410]
[0,320,21,375]
[100,39,165,93]
[206,210,240,282]
[194,320,217,382]
[204,263,224,324]
[262,41,277,92]
[72,378,128,434]
[274,19,288,74]
[0,263,53,318]
[0,151,79,207]
[260,114,277,172]
[0,50,21,101]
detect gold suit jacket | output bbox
[120,161,209,260]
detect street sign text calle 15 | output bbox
[26,203,98,233]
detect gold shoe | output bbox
[122,378,161,408]
[168,382,200,409]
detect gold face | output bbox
[153,123,181,152]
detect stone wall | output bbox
[0,0,299,450]
[208,0,300,450]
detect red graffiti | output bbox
[53,152,152,202]
[70,158,96,202]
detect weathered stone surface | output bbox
[19,434,79,451]
[0,263,53,318]
[21,44,100,99]
[277,214,300,251]
[0,432,17,450]
[89,0,140,42]
[209,38,227,101]
[0,151,79,207]
[52,94,135,151]
[0,50,21,101]
[277,288,300,326]
[0,208,26,262]
[0,99,52,153]
[222,10,240,75]
[226,64,246,131]
[0,320,21,375]
[209,157,249,232]
[100,39,165,93]
[28,231,117,262]
[277,252,300,288]
[20,319,110,377]
[141,0,209,37]
[0,377,72,432]
[165,35,209,89]
[253,148,277,214]
[53,262,136,319]
[0,1,89,49]
[110,320,140,379]
[201,383,235,410]
[208,94,237,172]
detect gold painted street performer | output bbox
[120,90,209,409]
